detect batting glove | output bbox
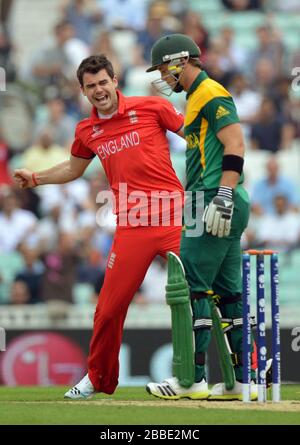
[203,186,234,237]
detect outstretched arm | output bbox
[13,155,93,188]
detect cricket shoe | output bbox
[208,380,258,401]
[146,377,210,400]
[64,373,96,400]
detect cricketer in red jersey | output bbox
[14,54,184,399]
[72,89,184,225]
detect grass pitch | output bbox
[0,385,300,425]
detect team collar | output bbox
[91,90,126,122]
[186,71,208,99]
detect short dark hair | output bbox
[77,54,115,87]
[189,57,202,69]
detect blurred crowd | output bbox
[0,0,300,306]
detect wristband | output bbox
[222,154,244,175]
[32,172,39,187]
[217,185,233,200]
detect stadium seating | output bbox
[271,13,300,30]
[189,0,224,14]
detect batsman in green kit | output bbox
[146,34,258,401]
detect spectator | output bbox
[37,178,90,226]
[215,27,247,72]
[41,232,79,304]
[137,3,170,64]
[222,0,264,11]
[0,189,38,252]
[33,97,77,147]
[270,76,293,117]
[61,77,91,120]
[57,20,90,72]
[255,195,300,252]
[250,97,295,152]
[15,246,44,303]
[271,76,300,137]
[97,0,147,31]
[251,25,285,75]
[182,11,209,62]
[13,187,40,217]
[91,31,124,83]
[204,45,236,89]
[29,20,89,92]
[251,156,299,215]
[10,281,31,305]
[60,0,101,45]
[77,227,106,292]
[22,128,69,172]
[36,204,61,252]
[254,57,277,94]
[230,73,262,138]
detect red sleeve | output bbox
[157,98,184,133]
[71,126,95,159]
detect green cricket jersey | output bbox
[184,71,243,192]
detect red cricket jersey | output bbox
[71,91,184,225]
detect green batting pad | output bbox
[208,295,235,390]
[166,252,195,388]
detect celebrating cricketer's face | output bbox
[81,69,118,115]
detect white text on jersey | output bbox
[97,131,140,160]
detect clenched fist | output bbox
[13,169,37,189]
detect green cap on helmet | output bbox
[146,33,201,73]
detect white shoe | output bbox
[64,373,96,400]
[208,380,257,401]
[146,377,210,400]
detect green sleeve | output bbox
[201,96,240,134]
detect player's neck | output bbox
[98,109,118,119]
[181,67,202,92]
[96,96,119,117]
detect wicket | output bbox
[242,250,280,403]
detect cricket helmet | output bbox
[146,33,201,73]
